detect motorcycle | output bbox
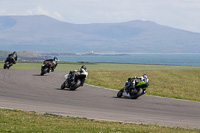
[3,61,13,69]
[117,76,149,99]
[61,70,88,91]
[40,61,52,76]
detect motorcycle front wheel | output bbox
[117,88,124,98]
[40,68,48,76]
[3,62,10,69]
[61,82,65,89]
[61,81,69,89]
[3,64,7,69]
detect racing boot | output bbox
[80,82,84,86]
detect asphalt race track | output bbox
[0,69,200,129]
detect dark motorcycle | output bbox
[3,52,17,69]
[40,62,52,76]
[61,70,88,91]
[117,76,149,99]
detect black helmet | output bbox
[81,65,86,71]
[54,57,58,61]
[128,78,132,82]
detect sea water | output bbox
[56,54,200,67]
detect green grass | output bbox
[0,108,199,133]
[2,61,199,71]
[86,70,200,101]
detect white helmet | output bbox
[143,74,148,79]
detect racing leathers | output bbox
[70,68,88,86]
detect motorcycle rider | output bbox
[124,74,149,93]
[43,57,58,72]
[136,74,149,94]
[70,65,88,86]
[5,51,18,65]
[124,77,133,92]
[137,74,149,86]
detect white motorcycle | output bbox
[61,69,88,91]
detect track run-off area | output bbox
[0,69,200,129]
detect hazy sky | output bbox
[0,0,200,33]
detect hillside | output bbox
[0,50,48,61]
[0,15,200,53]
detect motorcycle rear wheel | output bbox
[70,80,81,91]
[130,88,143,99]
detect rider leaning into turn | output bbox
[124,74,149,93]
[71,65,88,86]
[5,51,18,64]
[43,57,58,72]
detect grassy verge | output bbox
[86,70,200,101]
[0,108,199,133]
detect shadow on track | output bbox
[112,96,139,100]
[55,88,77,91]
[33,74,48,76]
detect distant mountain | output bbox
[0,15,200,53]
